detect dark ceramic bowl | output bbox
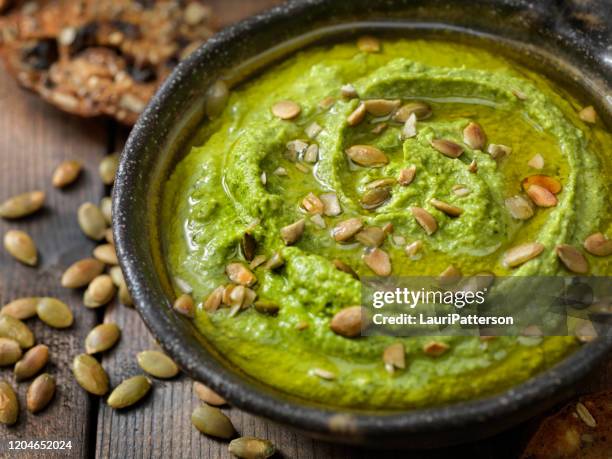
[113,0,612,448]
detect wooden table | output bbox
[0,1,610,457]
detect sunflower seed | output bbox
[528,154,544,169]
[0,381,18,425]
[107,375,151,409]
[332,259,359,279]
[526,184,558,207]
[430,199,463,217]
[383,342,405,373]
[99,153,119,185]
[0,338,22,366]
[280,219,305,245]
[271,100,301,120]
[174,293,195,318]
[84,275,116,308]
[505,195,534,220]
[431,139,464,158]
[332,218,363,242]
[345,145,388,167]
[26,373,55,413]
[356,35,380,53]
[14,344,49,381]
[78,202,107,240]
[52,160,82,188]
[61,258,105,288]
[72,354,109,395]
[361,187,391,210]
[4,230,37,266]
[423,341,449,356]
[556,244,589,274]
[393,102,432,122]
[1,297,39,320]
[346,102,366,126]
[398,165,416,185]
[229,437,276,459]
[584,233,612,257]
[0,190,45,219]
[85,323,121,354]
[463,122,486,150]
[320,192,342,216]
[36,297,73,329]
[226,263,257,286]
[100,197,112,225]
[191,404,236,439]
[503,242,544,268]
[363,248,391,276]
[137,350,179,379]
[355,226,386,247]
[364,99,400,116]
[487,144,512,160]
[0,314,35,348]
[578,106,597,124]
[576,402,597,427]
[410,207,437,235]
[194,381,226,406]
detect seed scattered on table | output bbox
[191,404,236,439]
[84,274,116,308]
[85,323,121,354]
[0,314,35,348]
[61,258,105,288]
[78,202,107,240]
[0,381,18,425]
[93,243,118,265]
[229,437,276,459]
[1,297,39,320]
[99,152,119,185]
[72,354,109,395]
[0,338,22,366]
[0,190,45,219]
[52,160,82,188]
[26,373,55,413]
[4,229,37,266]
[14,344,49,381]
[107,375,151,409]
[137,350,179,379]
[100,197,112,225]
[194,381,226,406]
[36,297,73,329]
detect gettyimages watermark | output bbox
[361,276,612,338]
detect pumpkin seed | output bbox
[301,193,324,215]
[364,99,400,116]
[400,113,417,139]
[311,368,335,380]
[271,100,301,120]
[330,306,363,337]
[505,195,534,220]
[0,314,35,348]
[320,192,342,216]
[205,80,229,118]
[173,293,195,318]
[319,96,335,109]
[584,232,612,257]
[0,190,45,219]
[503,242,544,268]
[84,275,116,308]
[371,123,387,134]
[26,373,55,413]
[52,160,82,188]
[528,154,544,169]
[332,259,359,279]
[332,218,363,242]
[0,338,22,366]
[361,187,391,210]
[398,166,416,185]
[468,159,478,173]
[576,402,597,427]
[229,437,275,459]
[462,122,486,150]
[310,214,326,229]
[253,300,280,315]
[107,375,151,409]
[431,139,463,158]
[383,342,405,373]
[4,229,37,266]
[405,240,423,258]
[72,354,109,395]
[522,175,562,194]
[14,344,49,381]
[355,226,386,247]
[226,263,257,286]
[487,144,512,160]
[341,84,358,99]
[191,404,236,439]
[363,248,391,276]
[204,286,224,312]
[439,265,462,287]
[264,252,284,270]
[357,35,380,53]
[104,228,114,245]
[100,197,112,225]
[36,297,73,328]
[118,285,133,307]
[396,102,432,122]
[346,102,366,126]
[241,233,256,261]
[345,145,388,167]
[62,258,105,288]
[99,153,119,185]
[2,297,39,320]
[423,341,449,357]
[556,244,589,274]
[430,199,463,217]
[78,202,107,240]
[108,265,125,288]
[0,381,18,425]
[85,323,121,354]
[410,207,437,235]
[280,219,305,245]
[137,350,179,379]
[526,184,558,207]
[93,244,118,265]
[578,106,597,124]
[452,184,471,197]
[194,381,226,406]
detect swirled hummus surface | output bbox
[161,39,612,408]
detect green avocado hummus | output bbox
[161,38,612,409]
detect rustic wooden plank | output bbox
[0,64,108,458]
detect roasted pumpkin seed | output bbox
[431,139,463,158]
[410,207,437,235]
[271,100,301,120]
[137,350,179,379]
[0,381,18,425]
[0,314,34,348]
[93,244,118,265]
[99,153,119,185]
[346,102,366,126]
[229,437,275,459]
[487,143,512,160]
[78,202,107,240]
[355,226,386,247]
[61,258,105,288]
[192,404,236,439]
[264,252,284,270]
[423,341,449,357]
[280,219,305,245]
[1,297,39,320]
[85,323,121,354]
[320,192,342,216]
[345,145,388,167]
[194,381,226,406]
[383,342,405,373]
[584,232,612,257]
[332,218,363,242]
[26,373,55,413]
[363,248,391,276]
[340,84,358,99]
[72,354,109,395]
[0,338,22,366]
[52,160,82,188]
[526,184,558,207]
[578,106,597,124]
[14,344,49,381]
[393,102,432,122]
[505,195,534,220]
[0,190,45,219]
[84,275,116,308]
[4,229,37,266]
[503,242,544,268]
[356,35,380,53]
[301,193,324,214]
[332,259,359,279]
[556,244,589,274]
[36,297,73,328]
[226,263,257,286]
[107,375,151,409]
[364,99,400,116]
[173,293,195,318]
[398,166,416,186]
[330,306,363,338]
[360,187,391,210]
[462,122,486,150]
[100,197,112,225]
[430,199,463,217]
[522,175,562,194]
